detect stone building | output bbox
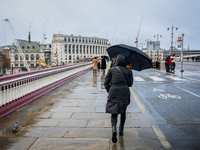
[10,33,44,68]
[51,34,110,65]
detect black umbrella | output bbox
[106,44,153,71]
[101,55,109,59]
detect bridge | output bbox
[0,62,92,118]
[0,62,165,149]
[163,50,200,61]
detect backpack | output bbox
[165,55,170,61]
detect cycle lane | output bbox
[132,69,200,149]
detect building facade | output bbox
[42,43,51,65]
[147,41,160,50]
[143,50,163,61]
[51,34,110,65]
[10,33,44,68]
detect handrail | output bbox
[0,62,93,118]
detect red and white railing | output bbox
[0,62,92,118]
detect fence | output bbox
[0,62,92,118]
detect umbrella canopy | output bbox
[106,44,153,71]
[101,55,109,59]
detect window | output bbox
[83,45,85,54]
[15,54,18,60]
[76,45,78,54]
[69,55,71,60]
[80,45,82,54]
[79,38,81,43]
[36,54,39,60]
[72,37,74,42]
[26,54,29,60]
[68,44,71,54]
[22,46,24,49]
[64,37,66,42]
[82,38,84,43]
[27,46,29,49]
[72,44,75,54]
[68,37,70,42]
[32,46,35,49]
[31,54,34,60]
[76,38,78,42]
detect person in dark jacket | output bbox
[101,57,106,73]
[104,54,133,143]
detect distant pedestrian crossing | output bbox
[133,75,185,82]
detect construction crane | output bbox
[42,18,49,43]
[3,19,31,71]
[135,17,143,48]
[37,58,51,70]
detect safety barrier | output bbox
[152,61,160,68]
[0,62,92,118]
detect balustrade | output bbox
[0,62,92,107]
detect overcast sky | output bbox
[0,0,200,50]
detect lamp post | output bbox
[180,33,185,78]
[154,34,162,41]
[167,26,178,55]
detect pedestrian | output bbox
[93,57,98,74]
[170,54,176,73]
[101,57,107,73]
[165,55,170,72]
[104,54,133,143]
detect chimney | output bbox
[28,32,31,43]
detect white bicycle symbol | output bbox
[158,94,181,99]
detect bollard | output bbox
[153,62,155,68]
[155,61,160,68]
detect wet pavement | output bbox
[0,70,164,150]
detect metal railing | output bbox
[0,62,92,118]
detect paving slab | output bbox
[0,137,37,150]
[18,127,68,138]
[0,70,165,150]
[29,138,109,150]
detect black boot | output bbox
[112,126,117,143]
[119,125,124,136]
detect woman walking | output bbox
[104,54,133,143]
[93,57,98,74]
[101,57,107,73]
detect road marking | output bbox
[134,76,145,81]
[152,125,171,150]
[149,76,165,81]
[129,88,146,112]
[178,87,200,98]
[153,88,164,92]
[165,76,185,81]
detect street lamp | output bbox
[167,26,178,55]
[154,34,162,41]
[180,33,185,78]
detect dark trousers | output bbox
[171,62,176,70]
[165,63,169,72]
[111,112,126,127]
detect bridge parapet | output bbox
[0,62,92,118]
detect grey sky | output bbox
[1,0,200,50]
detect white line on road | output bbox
[134,76,145,81]
[149,76,165,81]
[129,88,146,112]
[152,125,171,150]
[178,87,200,98]
[165,76,185,81]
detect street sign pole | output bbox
[180,34,185,78]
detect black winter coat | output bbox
[104,55,133,114]
[101,58,106,69]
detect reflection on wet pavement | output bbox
[0,70,164,150]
